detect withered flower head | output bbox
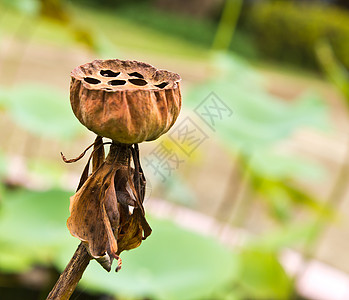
[70,59,181,144]
[64,59,181,272]
[66,138,151,272]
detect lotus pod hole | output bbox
[155,82,169,88]
[128,72,144,78]
[128,78,148,86]
[70,59,182,144]
[100,70,121,77]
[108,79,126,86]
[84,77,101,84]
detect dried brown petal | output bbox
[67,161,118,258]
[92,136,105,172]
[67,143,152,272]
[117,208,143,254]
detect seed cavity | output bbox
[128,72,144,79]
[155,82,169,89]
[108,80,126,86]
[129,78,147,86]
[100,70,120,77]
[84,77,101,84]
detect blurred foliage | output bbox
[159,174,196,207]
[71,0,150,9]
[0,0,209,58]
[74,1,256,60]
[0,0,336,299]
[39,0,69,22]
[0,189,74,272]
[255,178,329,223]
[0,84,83,140]
[216,221,320,299]
[76,218,237,300]
[72,0,258,60]
[243,1,349,70]
[73,3,208,58]
[212,0,242,51]
[0,0,40,15]
[316,40,349,104]
[0,186,321,300]
[185,53,330,298]
[0,152,7,178]
[0,187,237,299]
[237,249,291,299]
[0,0,99,51]
[70,0,218,48]
[314,40,349,254]
[104,2,216,47]
[187,53,329,155]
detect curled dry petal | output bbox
[67,161,119,259]
[67,143,151,272]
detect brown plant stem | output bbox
[46,243,91,300]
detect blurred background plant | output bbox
[0,0,348,299]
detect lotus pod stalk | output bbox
[47,59,181,300]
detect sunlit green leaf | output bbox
[316,40,349,102]
[0,187,237,299]
[249,151,325,181]
[237,249,292,299]
[263,184,293,222]
[1,0,40,15]
[0,87,9,111]
[57,218,238,300]
[0,245,35,272]
[0,151,8,179]
[27,158,66,187]
[0,188,75,272]
[247,222,321,251]
[149,174,196,207]
[0,188,71,243]
[254,176,331,220]
[6,83,83,140]
[186,54,330,155]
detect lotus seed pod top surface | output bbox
[70,59,182,144]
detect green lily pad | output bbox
[56,217,238,300]
[5,84,83,140]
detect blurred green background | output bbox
[0,0,348,299]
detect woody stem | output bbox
[46,243,91,300]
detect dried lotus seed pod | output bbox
[70,59,181,144]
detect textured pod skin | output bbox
[70,59,181,144]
